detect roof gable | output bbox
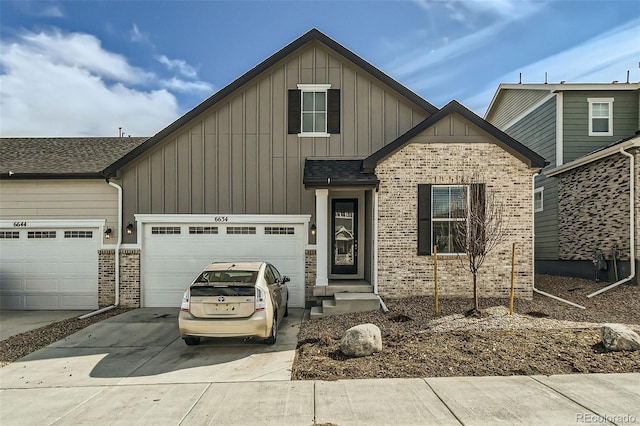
[363,100,546,171]
[104,28,438,177]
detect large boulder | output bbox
[340,323,382,357]
[601,324,640,351]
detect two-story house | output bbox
[485,82,640,285]
[1,29,545,313]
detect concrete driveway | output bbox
[0,310,82,341]
[0,307,303,388]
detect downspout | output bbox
[372,188,388,312]
[588,146,635,297]
[79,179,122,319]
[530,172,586,309]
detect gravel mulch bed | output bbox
[0,307,131,367]
[292,275,640,380]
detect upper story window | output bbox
[588,98,613,136]
[534,187,544,213]
[288,84,340,137]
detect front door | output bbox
[331,199,358,275]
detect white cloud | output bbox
[130,23,149,43]
[463,18,640,115]
[20,30,153,84]
[161,77,213,94]
[389,0,544,79]
[40,5,64,18]
[157,55,198,79]
[0,30,179,136]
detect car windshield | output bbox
[194,270,257,284]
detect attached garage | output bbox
[0,220,103,310]
[137,215,309,308]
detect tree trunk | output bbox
[473,273,478,311]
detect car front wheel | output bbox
[184,337,201,346]
[264,315,277,344]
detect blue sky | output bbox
[1,0,639,137]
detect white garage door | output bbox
[0,226,100,310]
[140,216,308,308]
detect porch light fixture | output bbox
[104,228,112,239]
[126,223,134,235]
[311,224,316,236]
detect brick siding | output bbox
[558,148,639,265]
[98,249,140,308]
[305,249,317,303]
[375,142,535,299]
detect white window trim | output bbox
[297,84,332,138]
[534,187,544,213]
[588,98,614,136]
[431,185,468,256]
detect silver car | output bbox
[178,262,289,345]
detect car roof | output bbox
[202,262,265,272]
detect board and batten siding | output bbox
[486,89,552,130]
[505,97,558,260]
[118,42,429,242]
[563,90,639,163]
[0,179,117,239]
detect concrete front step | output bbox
[310,292,380,319]
[313,284,373,297]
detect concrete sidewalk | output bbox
[1,374,638,425]
[1,308,638,425]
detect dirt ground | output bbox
[291,275,640,380]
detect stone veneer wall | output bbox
[558,154,631,261]
[98,249,140,308]
[305,249,317,304]
[375,142,534,299]
[558,147,640,284]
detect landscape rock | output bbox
[601,323,640,351]
[340,323,382,357]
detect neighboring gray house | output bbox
[1,29,545,313]
[485,82,640,282]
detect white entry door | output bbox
[139,215,308,308]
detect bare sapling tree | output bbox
[453,177,507,316]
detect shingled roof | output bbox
[0,137,148,179]
[303,159,379,188]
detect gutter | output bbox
[79,179,122,319]
[530,173,586,309]
[587,146,636,297]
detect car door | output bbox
[267,264,287,319]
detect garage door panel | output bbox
[0,294,22,309]
[25,279,59,292]
[24,294,60,309]
[142,221,306,308]
[0,227,99,310]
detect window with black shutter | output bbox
[417,183,485,255]
[288,84,340,136]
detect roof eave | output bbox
[0,172,105,180]
[546,137,640,177]
[365,100,546,171]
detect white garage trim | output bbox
[0,219,105,310]
[136,215,310,308]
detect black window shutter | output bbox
[288,89,301,134]
[417,184,432,255]
[327,89,340,134]
[469,183,486,254]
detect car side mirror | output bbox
[282,276,290,284]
